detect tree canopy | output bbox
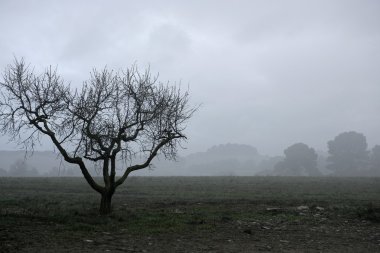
[327,131,369,176]
[274,143,320,176]
[369,145,380,176]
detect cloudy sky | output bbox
[0,0,379,156]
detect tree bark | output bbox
[99,191,113,215]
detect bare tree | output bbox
[0,58,196,214]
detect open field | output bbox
[1,176,380,252]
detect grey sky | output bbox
[0,0,379,156]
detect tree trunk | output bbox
[99,191,113,215]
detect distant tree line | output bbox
[0,159,81,177]
[272,131,380,177]
[0,159,39,177]
[0,131,379,177]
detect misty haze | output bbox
[0,1,379,252]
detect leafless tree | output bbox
[0,58,196,214]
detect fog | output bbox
[0,0,379,157]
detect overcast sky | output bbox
[0,0,379,156]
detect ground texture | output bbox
[1,177,380,252]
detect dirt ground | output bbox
[1,177,380,252]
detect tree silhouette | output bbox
[0,58,196,214]
[8,159,38,177]
[327,131,369,176]
[0,168,8,177]
[369,145,380,176]
[274,143,320,176]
